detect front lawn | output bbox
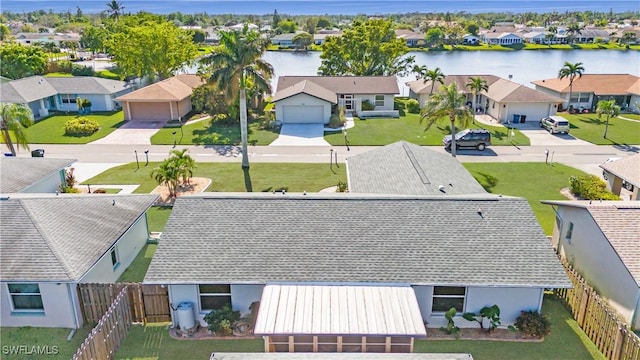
[82,162,346,194]
[150,118,279,146]
[324,113,529,146]
[23,111,125,144]
[561,113,640,145]
[0,326,92,360]
[114,296,602,360]
[463,162,588,234]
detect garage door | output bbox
[129,102,171,121]
[282,105,324,124]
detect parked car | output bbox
[539,116,570,134]
[443,129,491,151]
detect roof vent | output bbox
[112,199,116,206]
[438,185,445,193]
[477,209,484,218]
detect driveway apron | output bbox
[270,123,330,146]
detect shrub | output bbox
[95,70,120,80]
[71,64,95,76]
[65,117,100,136]
[361,99,375,111]
[569,175,620,200]
[406,98,421,114]
[439,307,460,336]
[329,113,344,128]
[203,305,240,335]
[336,180,348,193]
[515,310,550,337]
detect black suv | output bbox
[443,129,491,151]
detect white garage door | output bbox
[282,105,324,124]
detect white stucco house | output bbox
[272,76,400,124]
[532,74,640,112]
[480,32,523,45]
[599,153,640,201]
[0,157,75,194]
[145,192,570,352]
[0,76,133,118]
[408,75,563,123]
[0,194,158,329]
[542,200,640,329]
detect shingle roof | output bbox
[347,141,486,196]
[599,153,640,187]
[116,74,205,101]
[0,194,158,282]
[532,74,640,95]
[487,79,563,103]
[276,76,399,95]
[0,76,58,103]
[0,76,129,104]
[272,80,337,104]
[407,75,501,95]
[541,201,640,286]
[145,193,570,288]
[0,157,76,193]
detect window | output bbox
[199,284,231,311]
[61,94,77,104]
[8,284,43,311]
[565,222,574,243]
[432,286,466,313]
[110,247,120,270]
[375,95,385,107]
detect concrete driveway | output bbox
[513,123,592,146]
[270,123,330,146]
[90,120,166,145]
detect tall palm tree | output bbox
[596,99,620,139]
[199,27,273,168]
[105,0,125,21]
[424,67,445,95]
[420,83,473,157]
[558,62,585,111]
[566,24,582,44]
[1,103,34,156]
[466,76,488,121]
[412,65,427,80]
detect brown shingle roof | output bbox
[407,75,500,95]
[116,74,205,101]
[599,153,640,187]
[532,74,640,95]
[276,76,399,95]
[272,80,337,104]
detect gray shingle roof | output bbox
[0,157,76,193]
[346,141,486,196]
[145,193,570,288]
[599,153,640,187]
[0,76,58,103]
[276,76,399,95]
[0,76,129,104]
[0,194,158,281]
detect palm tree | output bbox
[558,62,585,111]
[566,24,582,44]
[170,148,196,185]
[151,160,180,198]
[199,28,273,168]
[424,67,445,95]
[105,0,125,21]
[412,65,427,80]
[1,103,34,156]
[420,83,473,157]
[466,76,488,121]
[596,99,621,139]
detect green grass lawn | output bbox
[23,111,125,144]
[463,162,588,234]
[118,243,157,282]
[0,326,92,360]
[146,206,173,232]
[561,113,640,145]
[82,162,346,193]
[325,113,529,146]
[151,119,280,146]
[620,113,640,121]
[114,296,602,360]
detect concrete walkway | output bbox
[90,120,166,145]
[270,123,330,146]
[70,162,139,194]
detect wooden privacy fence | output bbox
[73,287,132,360]
[555,258,640,360]
[78,283,171,324]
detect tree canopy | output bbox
[0,42,47,80]
[319,19,414,76]
[1,103,34,156]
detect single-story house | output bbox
[313,32,341,45]
[0,194,158,329]
[271,33,297,47]
[346,141,486,195]
[480,32,523,45]
[273,76,400,123]
[395,29,425,47]
[532,74,640,111]
[541,200,640,329]
[573,29,610,43]
[145,193,570,352]
[0,157,76,194]
[13,32,81,46]
[116,74,206,122]
[0,76,132,118]
[599,153,640,200]
[462,34,479,45]
[408,75,563,123]
[522,31,549,44]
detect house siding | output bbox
[0,282,81,328]
[553,207,640,327]
[275,94,332,124]
[80,216,149,283]
[21,169,65,193]
[356,94,395,110]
